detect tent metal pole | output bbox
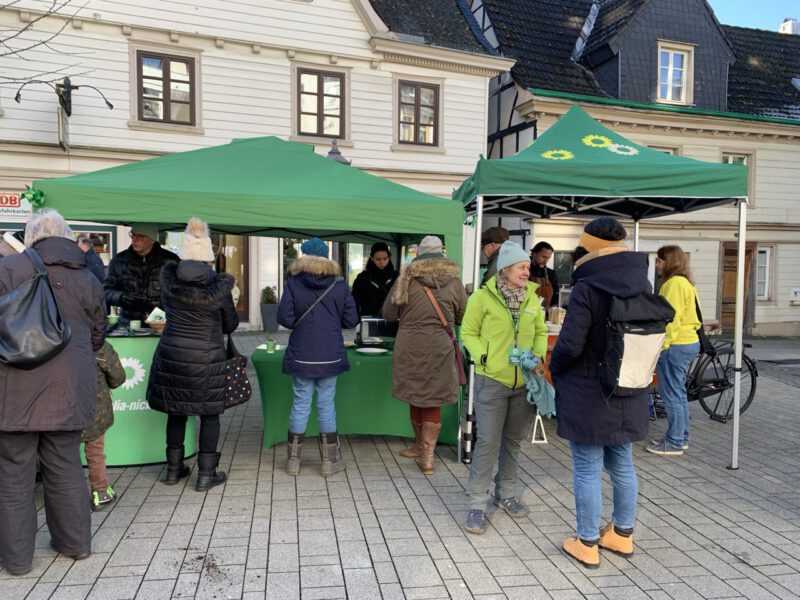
[633,220,640,252]
[729,197,747,470]
[461,195,485,465]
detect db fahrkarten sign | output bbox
[0,192,33,217]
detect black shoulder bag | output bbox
[694,295,716,356]
[0,248,71,369]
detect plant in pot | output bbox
[260,286,279,333]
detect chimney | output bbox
[779,18,799,35]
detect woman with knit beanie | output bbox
[461,240,547,534]
[278,238,358,477]
[382,236,467,475]
[550,217,650,569]
[147,217,239,492]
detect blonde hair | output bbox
[657,245,693,286]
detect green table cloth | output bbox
[91,336,196,466]
[252,347,459,448]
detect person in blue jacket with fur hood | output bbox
[278,238,358,477]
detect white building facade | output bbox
[0,0,511,326]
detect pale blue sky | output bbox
[707,0,798,31]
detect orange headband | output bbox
[578,231,621,252]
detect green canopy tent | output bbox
[33,136,464,264]
[455,105,749,469]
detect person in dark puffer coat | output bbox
[351,242,398,317]
[147,218,239,492]
[549,217,651,570]
[278,238,358,478]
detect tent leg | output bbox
[728,197,748,471]
[461,196,485,465]
[633,220,640,252]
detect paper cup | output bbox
[266,340,277,353]
[129,319,142,330]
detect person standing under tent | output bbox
[147,218,238,492]
[479,226,509,288]
[529,241,559,309]
[352,242,399,317]
[461,241,547,534]
[382,236,467,475]
[647,245,701,456]
[550,217,649,569]
[278,238,358,477]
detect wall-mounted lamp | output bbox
[14,77,113,117]
[326,139,351,165]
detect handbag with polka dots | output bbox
[224,335,252,408]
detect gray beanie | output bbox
[496,241,530,272]
[417,235,443,256]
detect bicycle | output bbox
[651,338,758,423]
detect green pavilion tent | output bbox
[454,104,747,219]
[455,104,750,470]
[33,136,463,264]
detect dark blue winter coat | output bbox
[549,249,651,447]
[278,256,359,378]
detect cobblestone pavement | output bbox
[1,334,799,599]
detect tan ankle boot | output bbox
[598,523,634,557]
[399,421,423,458]
[562,537,600,569]
[415,422,441,475]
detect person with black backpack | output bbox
[550,217,672,570]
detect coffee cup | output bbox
[129,319,142,330]
[107,315,119,326]
[266,339,277,353]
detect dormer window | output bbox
[657,41,694,105]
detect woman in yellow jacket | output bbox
[647,245,701,456]
[461,241,547,534]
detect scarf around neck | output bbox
[496,278,525,321]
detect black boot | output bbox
[162,447,191,485]
[195,452,227,492]
[287,431,304,476]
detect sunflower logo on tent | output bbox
[541,149,574,161]
[581,133,639,157]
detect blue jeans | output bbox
[289,376,338,434]
[570,442,638,541]
[657,342,700,448]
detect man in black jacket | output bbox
[104,223,179,325]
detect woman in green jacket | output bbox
[647,245,701,456]
[461,241,548,534]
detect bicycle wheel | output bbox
[693,349,757,421]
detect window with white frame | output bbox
[756,247,771,300]
[722,152,754,204]
[657,42,693,104]
[648,145,679,155]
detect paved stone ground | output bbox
[2,335,799,599]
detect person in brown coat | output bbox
[382,236,467,475]
[0,209,106,575]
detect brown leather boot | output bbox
[562,537,600,569]
[598,523,634,557]
[415,422,441,475]
[399,421,423,458]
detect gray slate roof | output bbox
[369,0,496,56]
[723,25,800,120]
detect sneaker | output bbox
[92,487,116,511]
[646,440,683,456]
[650,437,689,451]
[494,497,530,519]
[464,509,488,534]
[682,441,689,450]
